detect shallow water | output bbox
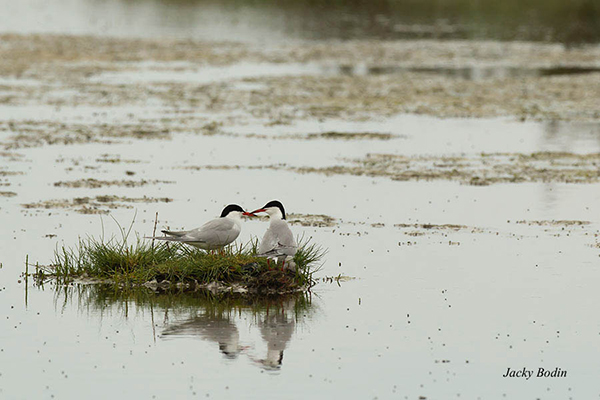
[2,111,600,398]
[1,5,600,398]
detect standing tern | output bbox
[250,200,297,269]
[147,204,253,251]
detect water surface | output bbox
[1,0,599,44]
[1,3,600,398]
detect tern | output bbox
[147,204,253,251]
[250,200,297,269]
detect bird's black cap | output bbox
[220,204,246,217]
[262,200,286,220]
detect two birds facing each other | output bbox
[147,200,296,268]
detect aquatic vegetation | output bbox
[285,152,600,185]
[22,195,174,214]
[33,232,325,294]
[305,131,395,140]
[514,219,590,226]
[182,152,600,185]
[53,178,175,188]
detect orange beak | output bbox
[250,208,266,215]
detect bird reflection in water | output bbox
[249,299,297,370]
[158,293,312,368]
[59,284,313,367]
[160,310,246,359]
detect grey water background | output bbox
[1,1,600,400]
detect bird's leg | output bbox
[281,259,285,271]
[267,259,271,269]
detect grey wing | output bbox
[155,228,207,244]
[189,218,235,239]
[275,222,296,250]
[258,222,297,257]
[186,218,240,247]
[258,226,278,254]
[148,227,195,242]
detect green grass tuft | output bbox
[35,232,325,293]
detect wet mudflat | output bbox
[1,1,600,399]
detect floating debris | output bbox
[53,178,174,188]
[287,213,337,227]
[514,220,591,226]
[22,196,173,214]
[286,152,600,185]
[96,154,145,164]
[305,132,396,140]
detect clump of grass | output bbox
[35,232,325,294]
